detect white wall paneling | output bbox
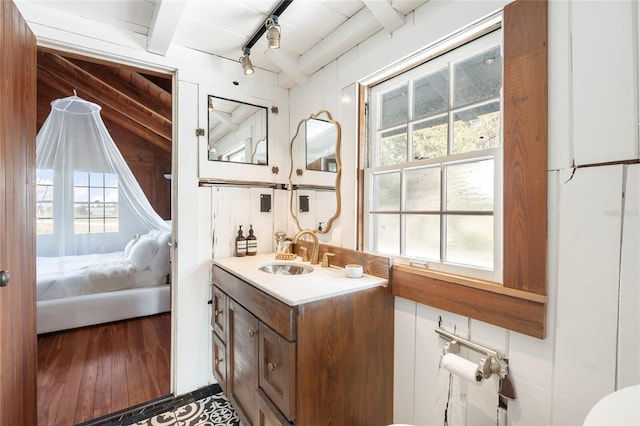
[210,186,235,259]
[210,186,275,259]
[174,80,211,394]
[250,187,275,254]
[199,187,213,384]
[552,165,624,425]
[412,306,470,425]
[393,297,417,425]
[273,189,289,245]
[618,164,640,388]
[570,0,639,165]
[547,0,572,170]
[338,82,358,249]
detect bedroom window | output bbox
[364,29,503,282]
[36,169,54,235]
[73,171,119,234]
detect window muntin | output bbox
[73,171,119,234]
[36,169,54,235]
[365,30,502,281]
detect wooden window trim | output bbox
[360,0,548,338]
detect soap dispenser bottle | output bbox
[247,225,257,256]
[235,225,247,257]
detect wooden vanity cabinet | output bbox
[211,264,393,426]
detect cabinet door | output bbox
[228,299,259,425]
[212,333,227,393]
[259,323,296,421]
[256,388,292,426]
[212,285,227,340]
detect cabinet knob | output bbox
[267,362,277,372]
[214,309,223,317]
[215,357,223,366]
[0,270,9,287]
[249,329,256,337]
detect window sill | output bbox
[391,264,546,338]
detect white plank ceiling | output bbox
[25,0,428,87]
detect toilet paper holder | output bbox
[435,326,509,379]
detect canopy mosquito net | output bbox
[36,95,171,262]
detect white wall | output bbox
[18,1,640,424]
[290,1,640,425]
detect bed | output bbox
[37,230,172,334]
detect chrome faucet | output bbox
[292,229,319,265]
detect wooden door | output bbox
[0,1,38,424]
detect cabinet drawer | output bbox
[256,388,292,426]
[212,285,227,340]
[259,322,296,421]
[212,333,227,393]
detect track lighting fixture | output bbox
[239,48,254,75]
[240,1,292,76]
[265,16,281,49]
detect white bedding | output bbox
[36,251,167,301]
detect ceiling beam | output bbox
[147,0,187,55]
[264,49,310,87]
[362,0,405,33]
[66,58,172,118]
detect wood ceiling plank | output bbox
[37,51,172,147]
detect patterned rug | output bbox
[133,391,239,426]
[79,384,240,426]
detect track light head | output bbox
[239,49,254,75]
[265,16,281,49]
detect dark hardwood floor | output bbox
[37,313,171,425]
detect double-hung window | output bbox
[73,171,119,234]
[365,26,503,282]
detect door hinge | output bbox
[195,128,205,137]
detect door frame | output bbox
[34,42,178,395]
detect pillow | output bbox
[149,231,172,278]
[123,235,140,257]
[128,236,159,271]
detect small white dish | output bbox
[345,264,363,278]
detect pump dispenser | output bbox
[235,225,247,257]
[247,225,257,256]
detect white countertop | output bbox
[212,253,388,306]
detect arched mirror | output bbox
[207,95,268,165]
[288,110,341,234]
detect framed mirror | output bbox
[207,95,268,165]
[288,110,341,234]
